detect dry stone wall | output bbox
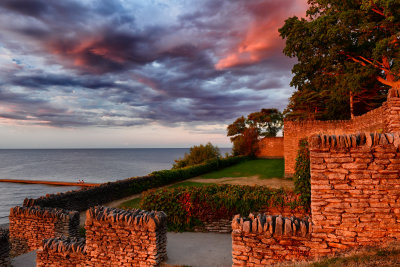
[231,213,312,266]
[256,137,284,158]
[309,133,400,256]
[9,206,79,257]
[37,237,86,267]
[0,229,10,267]
[284,105,387,176]
[194,218,232,233]
[37,206,168,267]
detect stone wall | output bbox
[309,133,400,257]
[285,105,387,176]
[37,237,86,267]
[37,206,168,267]
[231,213,312,266]
[256,137,284,158]
[9,206,79,257]
[194,218,232,233]
[0,229,10,267]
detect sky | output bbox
[0,0,307,148]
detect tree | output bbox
[279,0,399,120]
[227,109,283,156]
[172,142,220,169]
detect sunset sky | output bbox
[0,0,307,148]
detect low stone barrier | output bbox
[37,237,86,267]
[0,229,10,267]
[9,206,79,257]
[37,206,168,266]
[231,213,312,266]
[194,218,232,233]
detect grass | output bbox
[119,159,285,210]
[200,158,284,179]
[168,181,214,188]
[288,243,400,267]
[119,197,141,209]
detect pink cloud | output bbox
[215,0,308,70]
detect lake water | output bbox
[0,148,230,225]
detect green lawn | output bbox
[200,158,284,179]
[168,181,214,188]
[119,197,141,209]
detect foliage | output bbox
[173,142,220,169]
[279,0,400,120]
[140,184,302,231]
[200,158,284,179]
[227,109,283,156]
[125,156,249,195]
[293,139,311,209]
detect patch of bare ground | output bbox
[189,175,294,190]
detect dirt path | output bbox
[189,175,294,189]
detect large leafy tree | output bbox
[280,0,399,120]
[227,109,283,156]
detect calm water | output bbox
[0,148,230,225]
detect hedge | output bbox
[293,139,311,210]
[140,184,303,231]
[24,156,249,212]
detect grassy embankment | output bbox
[119,158,286,209]
[200,158,284,179]
[292,243,400,267]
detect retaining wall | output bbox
[9,206,79,257]
[284,104,387,176]
[37,206,168,267]
[231,213,312,266]
[0,229,10,267]
[309,133,400,256]
[256,137,284,158]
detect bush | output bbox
[293,139,311,209]
[140,184,302,231]
[173,142,221,169]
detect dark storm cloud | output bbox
[0,0,306,128]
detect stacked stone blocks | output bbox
[309,133,400,256]
[8,206,79,257]
[37,206,167,267]
[284,104,387,176]
[231,213,312,266]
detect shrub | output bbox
[173,142,220,169]
[293,139,311,209]
[140,184,302,231]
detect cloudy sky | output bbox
[0,0,307,148]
